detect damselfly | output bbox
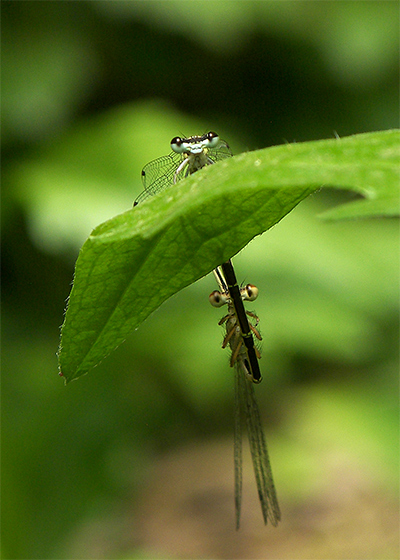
[134,131,232,206]
[210,265,281,529]
[136,132,280,527]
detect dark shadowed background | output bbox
[2,2,399,559]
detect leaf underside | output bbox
[58,130,400,382]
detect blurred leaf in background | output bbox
[1,1,399,559]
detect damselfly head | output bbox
[171,131,220,155]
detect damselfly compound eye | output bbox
[243,284,259,302]
[171,136,183,153]
[206,131,220,148]
[209,290,228,307]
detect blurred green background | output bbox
[2,2,399,559]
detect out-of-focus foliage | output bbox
[2,1,399,559]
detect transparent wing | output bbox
[237,367,281,526]
[208,140,233,164]
[134,151,183,205]
[234,362,243,530]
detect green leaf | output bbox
[58,130,400,382]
